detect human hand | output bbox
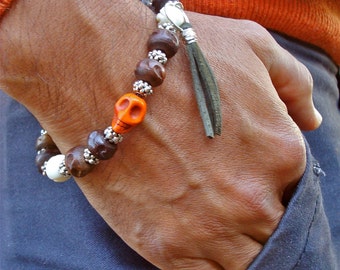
[0,1,319,269]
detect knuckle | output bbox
[236,183,281,220]
[136,224,184,265]
[274,127,306,176]
[241,20,277,54]
[299,62,314,94]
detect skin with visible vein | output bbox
[0,1,321,269]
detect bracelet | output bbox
[35,0,221,182]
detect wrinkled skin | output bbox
[0,1,321,269]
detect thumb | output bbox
[268,48,322,131]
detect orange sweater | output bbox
[182,0,340,65]
[1,0,339,64]
[0,0,11,17]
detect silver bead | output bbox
[148,49,167,64]
[182,27,197,44]
[58,159,70,177]
[40,129,48,135]
[133,80,153,96]
[158,22,177,33]
[83,148,99,165]
[41,161,48,176]
[104,126,123,144]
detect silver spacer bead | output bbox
[182,27,197,44]
[58,159,70,176]
[158,22,177,34]
[133,80,153,96]
[104,126,124,144]
[41,161,48,176]
[148,49,167,64]
[83,148,100,165]
[40,129,48,135]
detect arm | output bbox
[0,1,320,269]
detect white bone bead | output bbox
[158,5,185,27]
[45,154,71,182]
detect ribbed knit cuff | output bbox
[181,0,340,65]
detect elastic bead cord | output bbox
[35,5,181,182]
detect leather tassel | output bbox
[157,1,222,138]
[183,23,221,137]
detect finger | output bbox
[222,182,285,246]
[268,48,322,131]
[241,204,284,245]
[205,235,263,270]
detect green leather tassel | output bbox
[159,1,222,138]
[182,23,221,138]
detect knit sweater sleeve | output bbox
[181,0,340,65]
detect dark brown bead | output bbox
[35,133,58,151]
[135,58,166,87]
[147,29,179,58]
[152,0,168,13]
[87,130,117,160]
[35,148,61,174]
[65,146,94,178]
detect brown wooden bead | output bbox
[65,146,94,178]
[35,148,61,174]
[35,133,58,151]
[147,29,179,58]
[135,58,166,87]
[87,130,117,160]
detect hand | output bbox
[0,1,319,269]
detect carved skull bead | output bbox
[111,93,147,134]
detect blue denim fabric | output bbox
[0,32,339,269]
[0,95,157,269]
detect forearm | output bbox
[0,0,158,149]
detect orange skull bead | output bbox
[111,93,147,134]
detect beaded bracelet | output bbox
[35,0,221,182]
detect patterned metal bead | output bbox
[58,159,70,177]
[41,161,48,176]
[182,27,198,44]
[83,148,100,165]
[158,22,177,33]
[104,126,123,144]
[133,80,153,96]
[148,49,167,64]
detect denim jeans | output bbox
[0,32,339,269]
